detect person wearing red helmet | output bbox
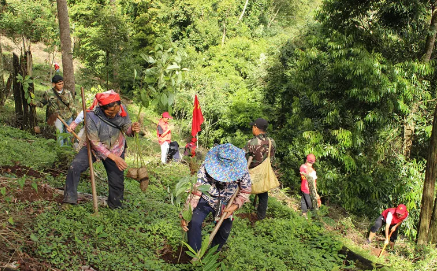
[367,204,409,249]
[299,154,320,219]
[157,112,173,163]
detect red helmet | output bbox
[395,204,407,215]
[306,154,316,163]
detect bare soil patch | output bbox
[158,243,191,264]
[0,165,44,179]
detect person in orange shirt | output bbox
[157,112,172,163]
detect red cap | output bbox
[306,154,316,163]
[162,112,173,119]
[395,204,407,215]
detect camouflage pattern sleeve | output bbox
[66,91,77,117]
[270,138,276,163]
[234,172,252,208]
[35,91,50,107]
[243,138,256,160]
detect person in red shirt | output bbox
[299,154,320,219]
[157,112,172,163]
[367,204,409,249]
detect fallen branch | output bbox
[54,187,107,206]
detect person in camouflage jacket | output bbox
[244,118,276,220]
[33,75,76,145]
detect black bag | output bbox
[167,141,180,161]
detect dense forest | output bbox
[1,0,437,270]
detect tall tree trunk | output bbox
[418,103,437,244]
[0,35,4,90]
[422,6,437,62]
[417,3,437,245]
[221,21,226,46]
[267,7,280,28]
[0,76,13,106]
[430,196,437,242]
[13,54,23,127]
[106,50,109,90]
[237,0,249,24]
[21,52,37,129]
[56,0,75,97]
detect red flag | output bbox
[191,95,204,137]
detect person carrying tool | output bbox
[367,204,409,249]
[180,143,252,252]
[244,118,276,221]
[62,90,140,209]
[31,75,76,146]
[157,112,173,164]
[299,154,321,219]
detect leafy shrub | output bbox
[0,125,59,169]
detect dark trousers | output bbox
[256,192,269,220]
[187,197,233,252]
[301,192,313,213]
[370,215,399,242]
[63,147,125,209]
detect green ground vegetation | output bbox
[0,100,436,270]
[1,0,437,269]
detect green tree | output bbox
[264,0,435,239]
[70,0,130,90]
[135,43,188,113]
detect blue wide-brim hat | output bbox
[204,143,248,183]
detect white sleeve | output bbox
[309,170,317,180]
[386,212,393,225]
[74,111,84,124]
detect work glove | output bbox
[384,239,389,245]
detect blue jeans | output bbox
[55,117,72,146]
[187,197,233,252]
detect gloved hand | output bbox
[384,239,389,245]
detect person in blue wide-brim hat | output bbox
[180,143,252,254]
[204,143,248,183]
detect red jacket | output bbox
[157,119,171,145]
[300,164,317,194]
[382,208,408,225]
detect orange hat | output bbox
[395,204,407,215]
[306,154,316,163]
[162,112,173,119]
